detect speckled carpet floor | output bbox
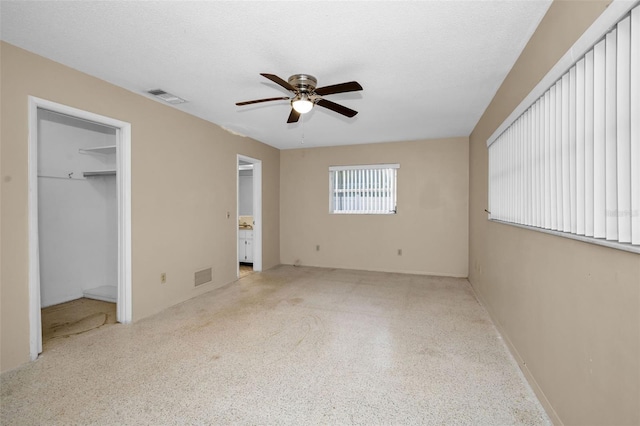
[1,266,550,425]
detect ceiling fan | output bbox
[236,73,363,123]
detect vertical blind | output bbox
[488,5,639,248]
[329,164,399,214]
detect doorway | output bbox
[237,155,262,277]
[28,97,132,360]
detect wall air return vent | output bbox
[194,268,212,287]
[147,89,187,105]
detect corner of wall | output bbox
[467,1,640,424]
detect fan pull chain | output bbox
[301,113,305,144]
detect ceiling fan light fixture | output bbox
[292,95,313,114]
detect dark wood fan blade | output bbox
[260,73,297,92]
[236,96,290,106]
[287,108,300,123]
[316,99,358,118]
[314,81,363,96]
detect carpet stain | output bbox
[42,298,116,346]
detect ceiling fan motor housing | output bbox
[288,74,317,93]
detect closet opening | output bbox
[28,97,132,360]
[37,109,118,349]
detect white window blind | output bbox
[488,5,640,251]
[329,164,399,214]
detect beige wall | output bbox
[281,138,468,277]
[0,42,280,372]
[469,2,640,425]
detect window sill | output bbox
[489,219,640,254]
[330,212,397,215]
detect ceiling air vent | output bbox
[147,89,187,105]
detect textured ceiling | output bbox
[1,1,551,150]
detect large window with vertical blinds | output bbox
[487,4,640,252]
[329,164,399,214]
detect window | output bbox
[487,4,639,252]
[329,164,399,214]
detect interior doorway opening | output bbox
[28,97,132,360]
[237,155,262,278]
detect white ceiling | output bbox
[1,1,551,150]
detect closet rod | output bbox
[37,174,85,181]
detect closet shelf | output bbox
[79,145,116,155]
[83,170,116,177]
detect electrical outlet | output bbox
[398,249,402,256]
[316,245,320,251]
[161,272,166,284]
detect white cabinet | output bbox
[238,229,253,263]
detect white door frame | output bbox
[27,96,132,360]
[237,154,262,273]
